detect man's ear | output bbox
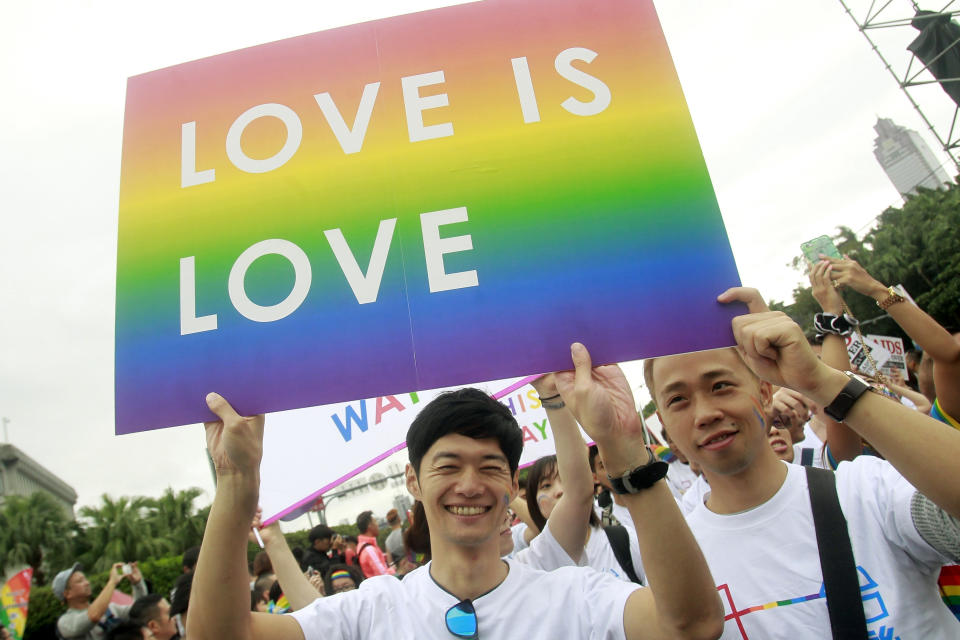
[511,471,520,502]
[405,463,422,500]
[759,381,774,410]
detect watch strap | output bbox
[823,374,871,422]
[608,449,669,494]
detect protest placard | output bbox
[259,376,590,524]
[0,568,32,640]
[866,334,908,381]
[845,333,894,377]
[115,0,741,434]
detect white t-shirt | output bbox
[684,458,959,639]
[610,501,634,531]
[514,519,645,583]
[800,421,824,450]
[791,442,829,469]
[290,558,639,639]
[509,522,529,557]
[584,524,645,583]
[595,497,635,532]
[680,475,711,516]
[664,460,698,499]
[512,520,567,567]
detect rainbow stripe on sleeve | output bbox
[931,398,960,430]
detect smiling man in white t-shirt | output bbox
[187,346,723,640]
[645,287,960,639]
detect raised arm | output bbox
[251,510,321,611]
[86,564,125,623]
[529,374,595,562]
[724,289,960,520]
[808,260,862,461]
[829,256,960,418]
[509,495,537,533]
[886,379,933,414]
[555,346,722,640]
[187,393,303,640]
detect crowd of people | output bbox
[48,255,960,638]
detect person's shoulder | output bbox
[358,573,404,592]
[56,607,93,634]
[57,607,88,621]
[505,557,624,587]
[835,453,895,485]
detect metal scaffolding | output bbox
[838,0,960,171]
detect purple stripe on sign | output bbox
[492,375,541,399]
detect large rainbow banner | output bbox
[116,0,741,433]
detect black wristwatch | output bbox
[823,372,872,422]
[608,449,669,494]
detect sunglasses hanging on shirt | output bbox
[445,599,478,639]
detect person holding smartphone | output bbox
[53,561,147,639]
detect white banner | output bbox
[258,377,588,524]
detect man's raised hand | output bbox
[204,392,265,479]
[554,343,646,473]
[720,289,832,397]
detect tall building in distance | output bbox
[873,117,951,198]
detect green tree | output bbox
[860,186,960,330]
[78,495,170,571]
[146,486,208,552]
[773,183,960,339]
[0,492,72,585]
[641,400,657,420]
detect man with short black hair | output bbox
[104,621,148,640]
[181,546,200,574]
[301,524,343,576]
[188,350,723,639]
[129,593,177,640]
[355,510,394,578]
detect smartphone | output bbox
[121,564,132,575]
[800,235,841,264]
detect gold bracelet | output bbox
[877,286,905,310]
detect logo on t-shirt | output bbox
[716,566,901,639]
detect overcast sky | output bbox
[1,0,955,525]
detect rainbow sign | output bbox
[116,0,741,433]
[1,568,32,640]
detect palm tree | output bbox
[78,495,171,572]
[0,492,72,585]
[146,487,208,551]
